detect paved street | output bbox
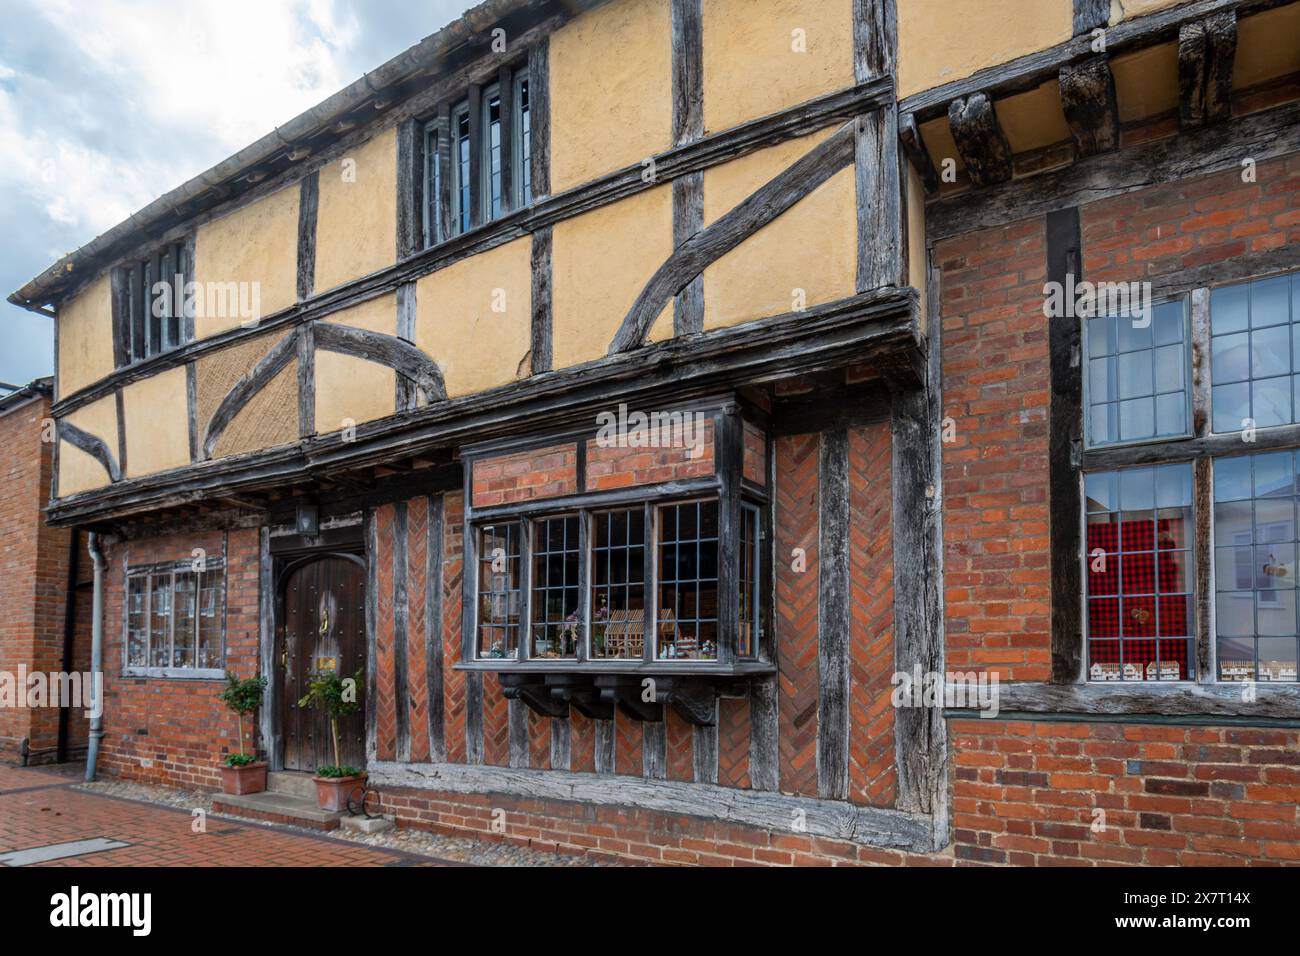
[0,765,437,867]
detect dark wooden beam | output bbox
[947,93,1013,187]
[314,320,447,402]
[297,323,315,437]
[393,500,411,761]
[1046,207,1083,684]
[953,680,1300,722]
[854,0,903,290]
[902,0,1288,123]
[426,492,447,760]
[814,425,851,801]
[609,122,856,352]
[396,119,421,259]
[1073,0,1109,34]
[395,282,419,412]
[1059,55,1119,156]
[898,113,939,195]
[927,99,1300,241]
[1182,11,1239,128]
[48,289,919,527]
[530,226,553,373]
[296,172,319,301]
[527,38,551,201]
[57,419,120,483]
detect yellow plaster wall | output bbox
[415,239,532,399]
[897,0,1072,98]
[1109,0,1181,24]
[58,395,118,496]
[1111,42,1179,123]
[1236,4,1300,90]
[193,184,299,338]
[701,0,854,133]
[314,295,397,433]
[701,130,855,331]
[313,127,398,293]
[57,274,115,398]
[996,81,1073,152]
[122,367,190,478]
[551,185,674,368]
[549,0,672,193]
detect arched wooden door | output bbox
[278,555,366,773]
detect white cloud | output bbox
[0,0,364,246]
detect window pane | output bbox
[478,522,522,658]
[482,88,503,222]
[531,515,580,658]
[739,505,760,658]
[515,72,531,207]
[591,508,646,660]
[172,572,197,668]
[657,500,719,661]
[1085,464,1194,681]
[127,576,149,667]
[197,571,224,669]
[150,575,172,668]
[1212,451,1300,681]
[1211,274,1300,432]
[1085,300,1189,447]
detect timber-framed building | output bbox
[11,0,1300,864]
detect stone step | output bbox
[212,790,339,831]
[267,771,317,799]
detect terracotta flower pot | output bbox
[220,761,268,795]
[313,773,367,812]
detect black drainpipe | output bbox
[56,527,80,764]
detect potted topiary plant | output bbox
[297,668,365,811]
[218,672,268,795]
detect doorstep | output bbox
[212,789,341,831]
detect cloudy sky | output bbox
[0,0,473,388]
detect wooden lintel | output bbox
[1059,55,1119,157]
[947,93,1013,188]
[1204,11,1238,124]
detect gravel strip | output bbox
[74,779,618,867]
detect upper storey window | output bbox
[424,65,532,247]
[111,239,193,367]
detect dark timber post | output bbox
[1047,207,1084,683]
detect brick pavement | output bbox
[0,765,438,867]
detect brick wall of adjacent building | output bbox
[0,389,75,765]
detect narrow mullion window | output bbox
[477,522,521,658]
[656,500,719,661]
[481,85,503,223]
[1084,464,1195,681]
[590,508,646,660]
[1212,451,1300,682]
[452,103,471,235]
[530,515,580,658]
[422,121,441,247]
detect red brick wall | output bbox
[0,392,72,763]
[585,418,714,491]
[374,505,397,761]
[742,422,766,486]
[938,219,1052,681]
[407,497,430,763]
[98,528,260,789]
[471,444,578,508]
[951,721,1300,865]
[775,433,819,796]
[848,424,896,807]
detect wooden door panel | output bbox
[279,556,366,773]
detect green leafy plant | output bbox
[218,671,267,760]
[223,753,259,768]
[297,669,364,776]
[315,764,365,779]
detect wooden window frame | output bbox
[110,237,195,370]
[1073,266,1300,687]
[459,403,773,677]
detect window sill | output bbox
[456,660,775,677]
[121,667,226,681]
[946,680,1300,723]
